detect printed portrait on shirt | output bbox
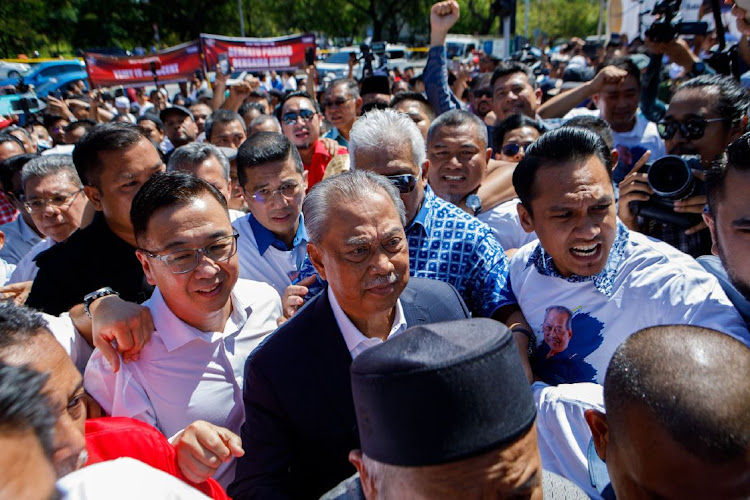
[533,305,603,385]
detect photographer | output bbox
[619,74,749,257]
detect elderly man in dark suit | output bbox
[229,170,471,499]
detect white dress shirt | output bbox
[8,237,54,284]
[328,287,407,359]
[58,458,211,500]
[84,279,282,487]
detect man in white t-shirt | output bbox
[539,57,666,182]
[507,126,747,385]
[85,172,282,487]
[233,132,308,295]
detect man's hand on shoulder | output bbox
[172,421,244,484]
[280,275,316,322]
[430,1,460,47]
[90,295,154,372]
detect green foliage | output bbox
[516,0,600,42]
[0,0,601,57]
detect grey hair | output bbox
[349,108,426,170]
[361,453,411,499]
[325,78,360,100]
[167,142,230,182]
[427,109,488,148]
[21,155,82,191]
[303,170,405,244]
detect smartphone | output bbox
[218,53,230,75]
[305,47,316,66]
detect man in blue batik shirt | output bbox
[287,109,524,327]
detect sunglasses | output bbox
[657,117,728,141]
[501,143,530,157]
[281,109,316,126]
[385,174,419,194]
[472,89,492,99]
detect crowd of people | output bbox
[0,1,749,498]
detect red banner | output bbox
[84,40,203,88]
[201,33,315,73]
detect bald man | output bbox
[586,325,750,499]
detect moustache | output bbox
[365,273,400,289]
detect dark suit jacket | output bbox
[228,278,470,500]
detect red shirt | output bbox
[304,140,348,191]
[0,192,18,224]
[85,417,229,500]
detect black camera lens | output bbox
[647,155,693,199]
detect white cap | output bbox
[114,96,130,109]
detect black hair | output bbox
[427,109,488,148]
[238,102,267,118]
[236,132,303,187]
[0,132,26,153]
[677,74,750,129]
[64,119,96,135]
[137,113,165,132]
[71,122,150,187]
[493,114,544,149]
[513,126,612,215]
[390,91,435,120]
[491,61,537,90]
[130,171,227,245]
[598,56,641,89]
[276,91,320,121]
[247,89,272,105]
[706,132,750,217]
[43,114,68,129]
[564,115,615,151]
[0,301,49,352]
[205,109,247,141]
[471,73,492,93]
[0,153,38,194]
[604,325,750,464]
[0,361,55,457]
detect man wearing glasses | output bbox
[233,132,309,296]
[277,91,347,191]
[85,172,282,488]
[618,74,750,257]
[7,155,93,285]
[322,79,362,148]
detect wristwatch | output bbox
[466,193,482,216]
[83,287,119,318]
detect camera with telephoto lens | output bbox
[645,0,708,43]
[628,155,705,228]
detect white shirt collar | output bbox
[327,286,407,359]
[147,286,249,352]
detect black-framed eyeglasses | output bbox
[323,97,352,109]
[281,109,316,126]
[657,117,728,141]
[385,174,419,194]
[140,232,240,274]
[501,143,530,157]
[250,181,302,203]
[23,189,83,213]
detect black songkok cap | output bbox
[350,318,536,467]
[359,75,391,97]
